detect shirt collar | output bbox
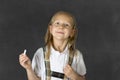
[51,45,69,54]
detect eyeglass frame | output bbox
[51,21,73,29]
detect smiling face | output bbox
[45,11,77,50]
[49,14,74,41]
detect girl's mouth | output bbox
[56,31,64,34]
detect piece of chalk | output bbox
[23,49,27,55]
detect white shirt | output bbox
[32,46,86,80]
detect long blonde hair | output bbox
[44,11,78,59]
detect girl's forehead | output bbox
[53,14,73,23]
[54,14,71,19]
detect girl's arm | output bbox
[19,53,41,80]
[26,67,41,80]
[69,71,86,80]
[64,64,86,80]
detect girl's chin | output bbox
[54,37,68,41]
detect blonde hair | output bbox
[44,11,78,59]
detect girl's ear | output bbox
[70,29,76,37]
[49,25,52,33]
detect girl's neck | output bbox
[52,39,68,53]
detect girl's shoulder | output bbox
[74,49,83,58]
[34,47,44,56]
[36,47,44,52]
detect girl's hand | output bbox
[63,64,77,79]
[19,53,32,70]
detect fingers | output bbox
[63,64,74,78]
[64,64,72,71]
[63,65,72,77]
[19,50,32,69]
[19,49,27,63]
[64,64,71,73]
[19,53,31,68]
[19,53,28,63]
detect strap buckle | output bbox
[51,71,64,79]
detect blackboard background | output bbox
[0,0,120,80]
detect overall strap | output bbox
[43,47,51,80]
[63,53,74,80]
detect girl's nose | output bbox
[59,25,64,28]
[58,24,66,29]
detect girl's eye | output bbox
[53,22,60,26]
[52,21,72,29]
[64,24,69,27]
[55,22,60,25]
[64,24,71,28]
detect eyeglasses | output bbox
[52,21,72,29]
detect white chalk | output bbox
[23,49,27,55]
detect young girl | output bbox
[19,11,86,80]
